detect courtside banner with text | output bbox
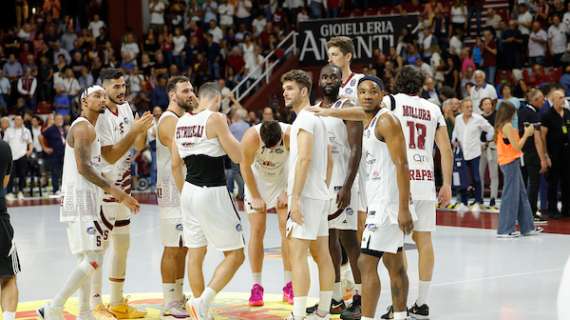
[297,14,419,65]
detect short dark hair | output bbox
[100,68,124,82]
[198,81,221,99]
[260,121,282,148]
[395,65,425,95]
[327,36,355,57]
[281,69,312,94]
[167,75,190,93]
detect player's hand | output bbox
[398,207,414,235]
[523,124,534,137]
[250,196,267,212]
[336,186,351,210]
[438,184,452,207]
[290,197,304,225]
[132,111,154,134]
[276,192,288,210]
[306,105,331,117]
[109,186,140,213]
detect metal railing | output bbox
[231,31,298,102]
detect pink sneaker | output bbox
[248,284,264,307]
[282,281,294,305]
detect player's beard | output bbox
[322,84,340,101]
[108,93,125,105]
[178,99,192,112]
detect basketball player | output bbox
[171,82,244,319]
[38,86,140,320]
[309,76,415,320]
[327,36,367,292]
[241,120,293,306]
[92,68,153,319]
[156,76,198,318]
[0,140,20,320]
[281,69,334,320]
[305,64,363,316]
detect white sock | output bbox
[394,311,407,319]
[3,312,15,320]
[293,296,307,318]
[163,283,177,305]
[109,280,125,306]
[53,260,95,308]
[284,271,292,283]
[175,278,184,301]
[318,291,333,314]
[252,272,262,286]
[416,280,431,306]
[78,276,91,313]
[201,287,217,311]
[332,282,343,300]
[362,317,375,320]
[90,265,103,307]
[354,283,362,295]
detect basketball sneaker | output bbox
[380,305,393,319]
[282,281,294,304]
[306,299,346,314]
[306,311,331,320]
[92,304,115,320]
[161,301,189,319]
[408,303,429,319]
[37,304,64,320]
[108,298,146,319]
[497,231,521,239]
[340,294,361,319]
[186,298,207,320]
[248,284,264,306]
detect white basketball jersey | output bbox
[60,117,102,222]
[384,93,446,201]
[95,102,135,202]
[175,110,225,158]
[288,109,330,200]
[363,108,415,225]
[252,122,289,183]
[320,99,351,189]
[339,72,364,102]
[156,111,180,208]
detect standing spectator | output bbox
[541,89,570,218]
[517,3,533,39]
[227,108,249,200]
[3,115,32,201]
[422,27,437,61]
[421,76,440,106]
[481,30,497,84]
[17,68,37,111]
[3,54,23,82]
[60,68,81,99]
[442,98,461,138]
[121,33,140,68]
[450,0,467,33]
[548,15,567,67]
[208,20,223,45]
[40,114,65,195]
[252,14,267,36]
[218,0,235,28]
[149,0,166,29]
[0,70,11,114]
[29,116,43,154]
[0,117,9,139]
[452,99,495,210]
[236,0,253,26]
[172,27,187,67]
[60,26,77,53]
[519,88,550,223]
[500,20,524,69]
[77,66,94,90]
[495,102,541,238]
[479,98,499,209]
[484,8,502,31]
[469,70,497,115]
[203,0,218,23]
[466,0,483,36]
[151,75,169,109]
[528,21,548,65]
[88,14,105,38]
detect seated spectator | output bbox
[421,76,441,106]
[3,54,23,82]
[0,70,11,114]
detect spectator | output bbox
[172,27,187,67]
[484,8,502,31]
[327,0,342,18]
[308,0,324,18]
[51,42,71,65]
[262,106,274,121]
[466,0,483,36]
[500,20,524,69]
[236,0,253,26]
[227,108,249,200]
[481,29,497,84]
[422,27,437,61]
[60,25,77,53]
[548,15,567,67]
[495,101,541,238]
[0,117,9,139]
[121,33,140,68]
[203,0,218,23]
[149,0,166,29]
[415,58,434,78]
[442,97,461,138]
[517,3,533,39]
[151,75,169,109]
[452,99,495,210]
[469,70,497,114]
[3,115,32,201]
[3,54,23,82]
[518,88,549,223]
[16,68,37,111]
[29,116,43,154]
[218,0,235,28]
[78,66,94,90]
[40,114,65,195]
[252,14,267,36]
[421,76,441,106]
[0,71,11,114]
[248,110,260,125]
[529,21,548,66]
[541,89,570,218]
[59,68,81,98]
[450,0,467,34]
[208,20,223,45]
[479,97,499,209]
[88,14,105,38]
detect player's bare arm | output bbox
[308,105,367,122]
[376,113,413,234]
[290,129,314,225]
[171,139,184,192]
[158,115,177,151]
[337,101,363,209]
[100,111,154,164]
[326,144,334,188]
[435,126,453,206]
[240,127,266,212]
[210,112,242,163]
[72,122,140,213]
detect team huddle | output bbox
[36,36,452,320]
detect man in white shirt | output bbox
[252,14,267,36]
[517,3,533,36]
[120,33,140,67]
[149,0,166,27]
[218,0,235,27]
[3,116,32,201]
[529,21,548,65]
[452,99,494,211]
[236,0,253,25]
[549,15,567,67]
[208,20,223,44]
[469,70,497,115]
[88,14,105,38]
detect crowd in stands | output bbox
[0,0,569,219]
